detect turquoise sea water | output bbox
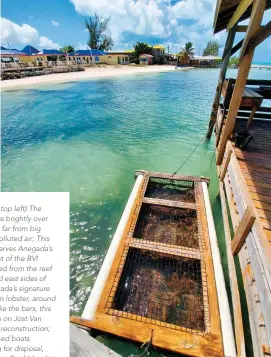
[2,67,271,356]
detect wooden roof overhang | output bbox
[214,0,271,33]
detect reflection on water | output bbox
[2,68,270,356]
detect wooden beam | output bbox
[206,26,237,139]
[231,206,256,255]
[219,182,246,357]
[245,21,271,54]
[227,0,254,31]
[217,0,266,165]
[219,148,233,181]
[236,25,265,32]
[236,25,249,32]
[231,39,244,55]
[238,0,267,63]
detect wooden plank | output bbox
[142,197,197,210]
[217,50,256,164]
[238,0,267,62]
[70,314,223,357]
[224,174,265,357]
[217,0,266,165]
[250,191,271,204]
[227,0,254,31]
[245,20,271,54]
[231,206,256,255]
[236,25,249,32]
[206,26,237,139]
[227,156,271,347]
[70,324,121,357]
[219,148,233,181]
[129,238,201,259]
[231,38,244,56]
[219,182,246,357]
[244,86,264,98]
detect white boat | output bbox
[175,66,190,71]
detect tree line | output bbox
[61,13,226,60]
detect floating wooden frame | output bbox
[71,171,235,357]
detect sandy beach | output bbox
[1,65,176,91]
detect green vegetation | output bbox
[133,42,152,58]
[60,45,75,54]
[129,42,153,64]
[85,13,114,51]
[180,42,195,57]
[202,40,220,56]
[229,56,239,67]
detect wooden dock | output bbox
[71,171,235,357]
[251,64,271,70]
[70,324,121,357]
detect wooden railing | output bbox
[219,140,271,357]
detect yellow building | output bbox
[105,51,130,65]
[152,44,166,56]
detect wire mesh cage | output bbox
[106,248,206,332]
[133,203,199,249]
[145,177,195,202]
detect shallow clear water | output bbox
[2,68,270,356]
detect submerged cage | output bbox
[73,171,229,357]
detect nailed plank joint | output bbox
[220,149,233,181]
[231,206,256,255]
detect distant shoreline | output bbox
[1,65,176,91]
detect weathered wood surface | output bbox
[206,25,236,139]
[238,0,267,62]
[75,172,225,357]
[224,172,269,357]
[70,324,121,357]
[219,148,233,181]
[227,0,254,31]
[233,119,271,244]
[217,0,266,164]
[231,206,256,255]
[219,182,246,357]
[226,149,271,350]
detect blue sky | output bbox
[1,0,270,61]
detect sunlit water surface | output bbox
[2,68,270,356]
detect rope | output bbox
[129,330,154,357]
[172,133,206,176]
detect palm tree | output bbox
[180,42,195,57]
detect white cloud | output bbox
[51,20,60,27]
[70,0,219,51]
[0,17,60,49]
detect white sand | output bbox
[1,65,176,91]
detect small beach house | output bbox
[190,55,221,67]
[18,45,44,63]
[34,49,66,63]
[0,47,27,62]
[139,54,153,65]
[106,51,130,64]
[67,49,105,64]
[152,44,166,56]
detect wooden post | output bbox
[219,148,232,181]
[216,0,266,165]
[231,206,256,255]
[206,26,237,139]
